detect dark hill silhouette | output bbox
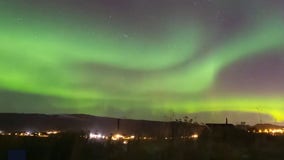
[0,113,172,136]
[253,123,284,130]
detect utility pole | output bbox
[256,107,263,124]
[117,119,120,132]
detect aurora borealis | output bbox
[1,0,284,123]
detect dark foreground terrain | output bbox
[1,132,284,160]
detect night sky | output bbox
[1,0,284,124]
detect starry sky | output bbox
[1,0,284,124]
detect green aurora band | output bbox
[1,2,284,121]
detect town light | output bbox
[191,134,199,139]
[111,134,124,141]
[89,133,105,139]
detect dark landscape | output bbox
[1,114,284,160]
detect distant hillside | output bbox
[253,123,284,130]
[0,113,172,136]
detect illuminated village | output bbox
[1,121,284,144]
[0,130,199,144]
